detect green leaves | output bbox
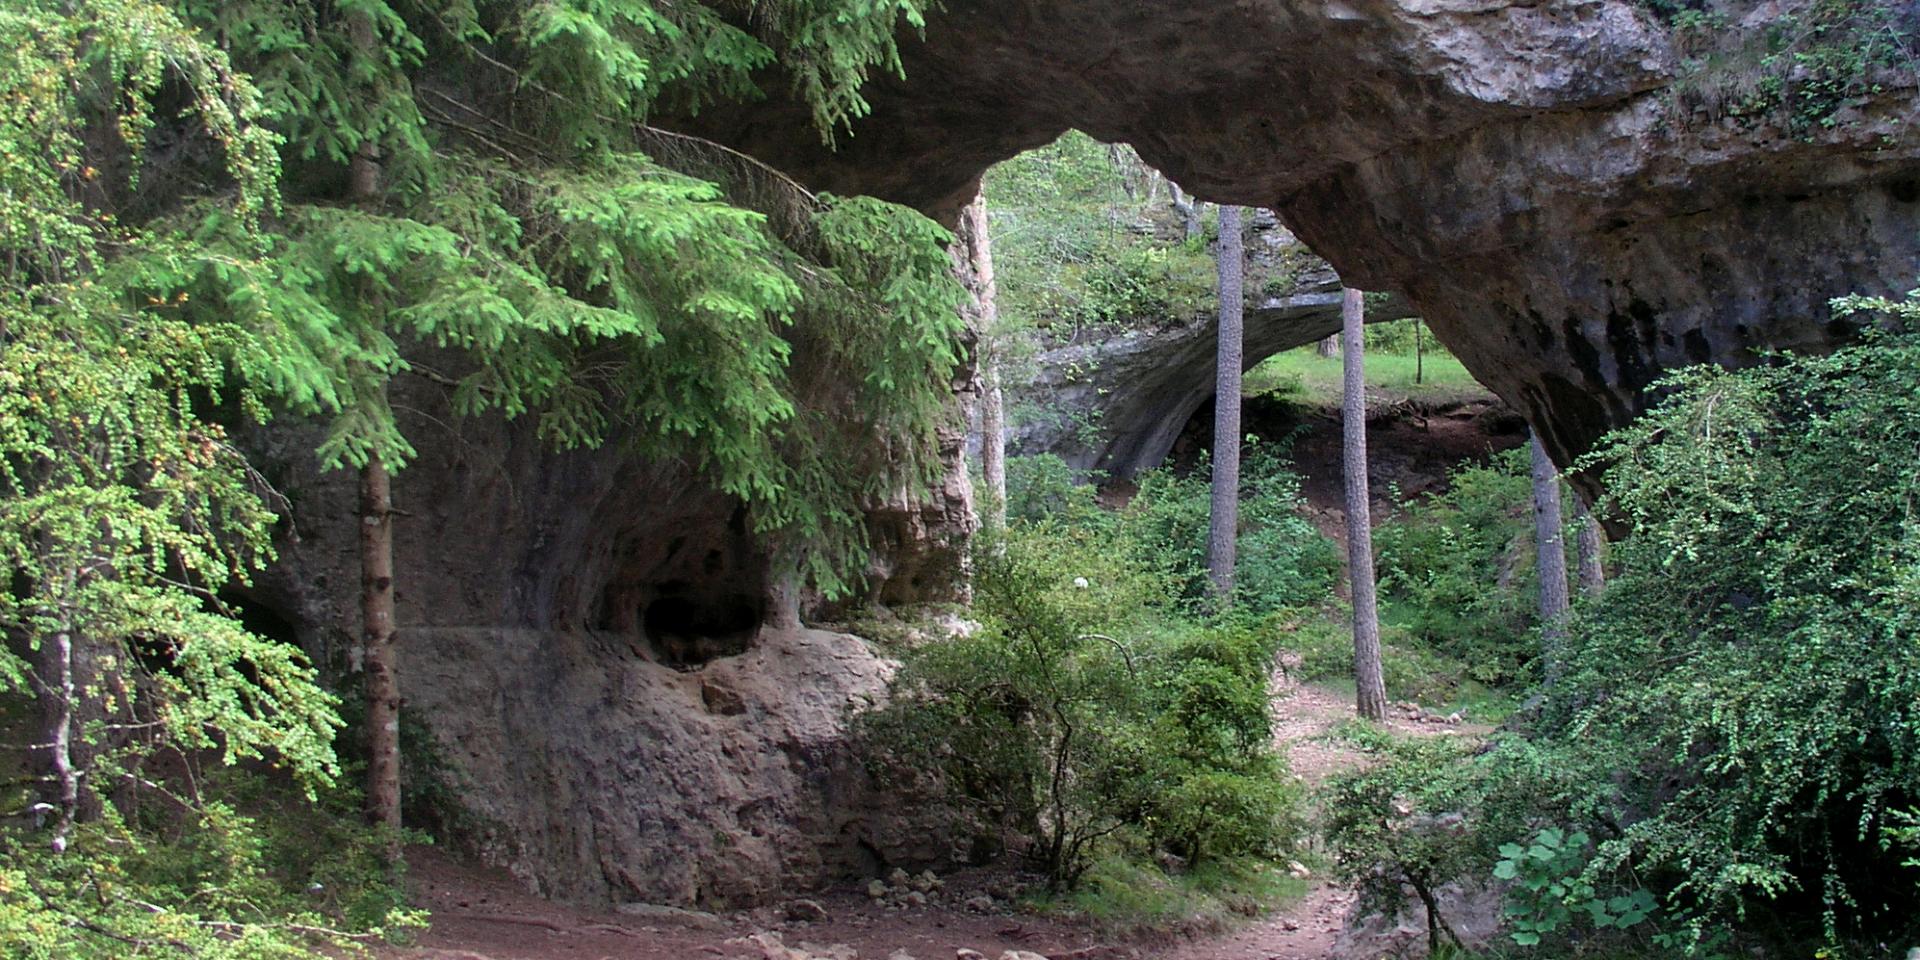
[1494,827,1655,945]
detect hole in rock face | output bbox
[643,591,763,668]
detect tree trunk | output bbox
[1414,320,1425,385]
[360,457,402,853]
[1341,287,1388,720]
[1171,184,1203,242]
[959,196,1007,533]
[981,369,1007,530]
[38,596,79,853]
[344,12,402,855]
[1574,498,1606,596]
[1208,206,1245,606]
[1316,334,1340,358]
[1530,432,1572,680]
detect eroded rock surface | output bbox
[404,624,940,906]
[1010,222,1415,477]
[243,370,960,907]
[694,0,1920,474]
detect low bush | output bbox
[863,520,1306,889]
[1373,449,1545,687]
[1124,440,1339,617]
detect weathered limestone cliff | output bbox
[245,372,960,907]
[694,0,1920,472]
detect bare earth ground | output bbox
[380,664,1482,960]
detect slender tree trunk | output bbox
[1414,320,1424,385]
[344,27,401,853]
[981,369,1007,530]
[1530,432,1571,681]
[960,196,1007,533]
[1342,287,1388,720]
[39,594,78,853]
[360,457,401,852]
[1208,206,1245,606]
[1316,334,1340,358]
[1574,499,1606,596]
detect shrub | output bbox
[1124,440,1339,617]
[864,522,1305,888]
[1005,453,1106,526]
[1373,449,1543,686]
[1471,307,1920,952]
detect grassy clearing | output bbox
[1030,853,1312,939]
[1245,347,1489,408]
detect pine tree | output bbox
[166,0,968,840]
[1341,287,1388,720]
[1208,206,1246,604]
[3,0,973,933]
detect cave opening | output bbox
[643,591,764,668]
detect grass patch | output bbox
[1031,853,1311,939]
[1245,347,1488,408]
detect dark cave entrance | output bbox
[642,588,764,668]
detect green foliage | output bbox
[1005,453,1106,526]
[1242,346,1485,408]
[1286,616,1489,707]
[1474,302,1920,950]
[0,790,423,959]
[1,0,970,952]
[1126,441,1339,617]
[1363,319,1431,356]
[1040,853,1310,938]
[865,521,1305,888]
[1654,0,1918,136]
[1323,733,1508,952]
[1495,828,1655,946]
[1374,449,1544,686]
[985,132,1215,339]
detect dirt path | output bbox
[1163,664,1479,960]
[382,663,1478,960]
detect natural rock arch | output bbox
[1009,239,1418,478]
[689,0,1920,476]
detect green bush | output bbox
[1374,449,1543,686]
[1510,315,1920,947]
[1005,453,1107,526]
[864,521,1305,888]
[1124,441,1339,617]
[1411,306,1920,955]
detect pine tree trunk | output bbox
[360,457,402,853]
[1574,499,1606,596]
[1342,287,1388,720]
[344,12,401,855]
[1208,206,1246,605]
[1316,334,1340,358]
[1530,432,1572,681]
[960,196,1008,533]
